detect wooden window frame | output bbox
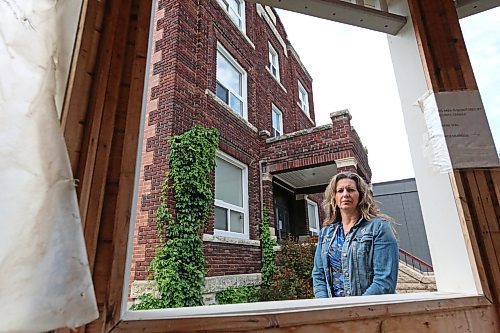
[64,0,500,331]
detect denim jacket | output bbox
[312,216,399,298]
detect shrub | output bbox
[215,286,259,305]
[259,237,316,301]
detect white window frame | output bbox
[216,43,248,120]
[216,0,246,33]
[306,198,320,235]
[268,42,280,82]
[214,151,249,240]
[298,80,310,116]
[271,104,283,137]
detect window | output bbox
[298,80,309,116]
[307,199,319,235]
[216,43,247,119]
[217,0,246,32]
[268,43,280,81]
[271,104,283,137]
[214,152,248,238]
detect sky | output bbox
[276,7,500,183]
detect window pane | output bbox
[227,0,240,14]
[298,82,309,114]
[230,211,244,233]
[215,206,228,231]
[215,157,243,207]
[217,51,241,95]
[272,107,282,137]
[230,94,243,116]
[308,203,318,229]
[228,9,242,28]
[216,82,229,103]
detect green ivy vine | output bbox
[132,125,219,310]
[260,207,278,287]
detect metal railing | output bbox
[399,248,433,273]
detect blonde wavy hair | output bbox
[322,171,381,226]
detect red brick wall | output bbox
[204,243,261,276]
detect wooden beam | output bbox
[408,0,500,318]
[80,0,133,272]
[105,0,153,330]
[113,296,494,332]
[408,0,477,92]
[249,0,406,35]
[62,0,99,175]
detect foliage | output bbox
[131,126,219,310]
[129,293,166,310]
[215,286,259,305]
[260,207,278,287]
[259,237,316,301]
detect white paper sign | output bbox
[419,90,499,172]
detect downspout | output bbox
[259,159,266,220]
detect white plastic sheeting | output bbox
[0,0,98,331]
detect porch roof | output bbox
[262,110,371,190]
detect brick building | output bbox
[130,0,371,299]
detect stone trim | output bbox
[130,280,159,299]
[204,273,261,293]
[203,233,260,246]
[335,157,358,169]
[265,66,287,93]
[287,44,313,82]
[262,172,273,182]
[266,123,332,143]
[256,4,288,57]
[130,273,262,299]
[330,109,352,120]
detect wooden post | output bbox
[407,0,500,317]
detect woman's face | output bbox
[335,178,360,213]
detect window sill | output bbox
[206,89,258,133]
[203,233,259,247]
[296,101,315,124]
[119,293,489,331]
[265,66,287,93]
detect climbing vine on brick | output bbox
[132,125,219,310]
[260,207,278,287]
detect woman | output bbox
[312,172,398,298]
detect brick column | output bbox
[330,109,352,129]
[261,170,275,229]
